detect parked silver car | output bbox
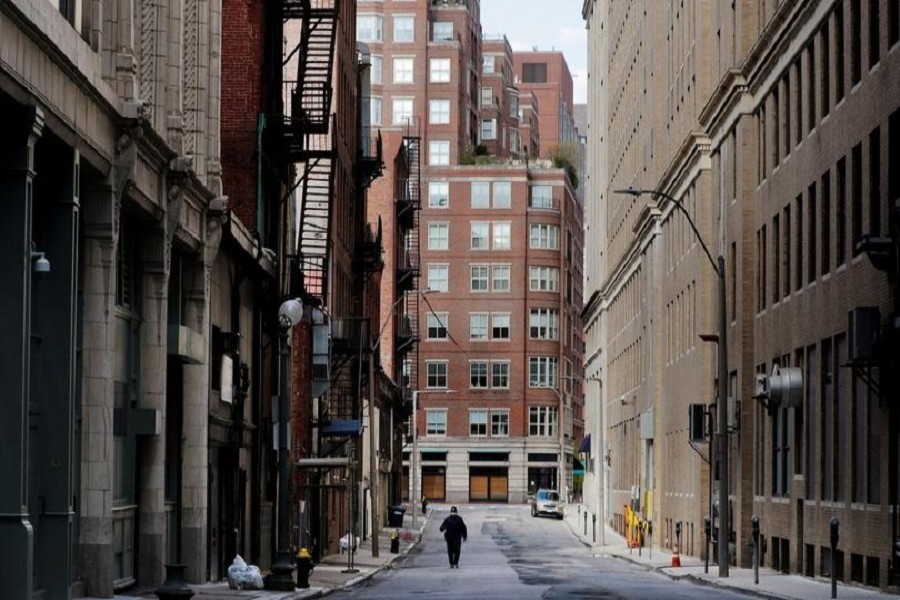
[530,489,564,519]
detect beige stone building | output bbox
[583,0,899,589]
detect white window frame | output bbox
[529,266,560,291]
[357,14,383,42]
[371,55,383,85]
[428,181,449,208]
[392,97,414,125]
[529,308,559,340]
[426,361,449,388]
[529,224,559,249]
[491,410,510,437]
[491,313,510,340]
[392,15,415,42]
[469,312,489,340]
[529,406,558,437]
[481,86,493,108]
[481,118,497,141]
[432,21,453,41]
[470,221,489,249]
[370,96,383,125]
[492,181,511,208]
[469,361,489,389]
[428,222,449,250]
[392,57,414,83]
[429,141,450,165]
[469,409,488,437]
[429,99,450,124]
[470,264,489,292]
[427,264,449,292]
[530,185,553,208]
[492,264,511,292]
[426,410,447,436]
[426,312,449,340]
[430,58,451,83]
[529,356,558,388]
[492,222,511,250]
[483,55,495,74]
[491,361,510,388]
[470,182,490,208]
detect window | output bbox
[392,97,414,125]
[492,222,511,249]
[471,182,490,208]
[836,3,845,101]
[491,362,510,388]
[427,264,449,292]
[481,118,497,140]
[493,182,511,208]
[470,361,489,388]
[837,156,847,264]
[429,99,450,124]
[470,222,489,249]
[522,62,548,83]
[530,185,553,208]
[470,313,488,340]
[529,356,558,388]
[491,410,509,437]
[870,126,881,237]
[430,58,451,83]
[530,224,559,249]
[530,266,560,291]
[393,57,414,83]
[822,171,831,275]
[851,0,861,84]
[806,42,816,135]
[795,195,804,292]
[529,309,559,340]
[426,410,447,435]
[492,264,511,292]
[481,86,493,108]
[821,25,830,118]
[509,129,521,154]
[491,313,510,340]
[426,361,448,388]
[428,222,449,250]
[370,97,382,125]
[393,16,414,42]
[529,406,557,437]
[852,143,863,248]
[482,55,495,73]
[869,0,880,67]
[429,141,450,165]
[357,14,383,42]
[432,21,453,41]
[429,181,449,208]
[469,410,488,437]
[371,55,383,85]
[808,182,817,284]
[427,312,448,340]
[470,264,489,291]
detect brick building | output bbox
[582,0,900,590]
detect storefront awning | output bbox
[579,434,591,454]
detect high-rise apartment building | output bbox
[363,0,584,505]
[583,0,900,589]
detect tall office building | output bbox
[583,0,900,589]
[362,0,584,504]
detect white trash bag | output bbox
[227,554,264,590]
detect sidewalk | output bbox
[563,503,900,600]
[79,505,428,600]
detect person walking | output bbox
[439,506,467,568]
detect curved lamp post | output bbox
[615,187,730,577]
[269,298,307,590]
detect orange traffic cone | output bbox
[671,545,681,567]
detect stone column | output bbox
[0,105,43,600]
[179,216,222,581]
[78,181,119,597]
[32,145,81,600]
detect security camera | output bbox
[209,196,229,213]
[31,251,50,273]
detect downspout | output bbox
[257,113,267,242]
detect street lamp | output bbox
[269,298,307,591]
[368,288,435,557]
[615,187,730,577]
[410,388,454,529]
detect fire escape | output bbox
[282,0,338,305]
[395,120,422,426]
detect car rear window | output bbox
[537,490,559,501]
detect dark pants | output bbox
[446,540,461,566]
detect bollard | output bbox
[671,521,682,567]
[155,564,195,600]
[583,511,588,535]
[592,514,597,543]
[751,515,760,585]
[830,517,840,599]
[703,516,711,574]
[647,521,653,559]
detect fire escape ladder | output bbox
[286,0,338,136]
[297,140,334,302]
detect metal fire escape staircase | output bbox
[282,0,338,304]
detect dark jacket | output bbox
[439,514,468,544]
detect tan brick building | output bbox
[583,0,900,590]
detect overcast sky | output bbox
[480,1,588,104]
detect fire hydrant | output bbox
[390,530,400,554]
[295,547,313,589]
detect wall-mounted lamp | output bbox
[208,195,230,224]
[31,244,50,273]
[604,449,612,467]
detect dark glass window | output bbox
[521,63,548,83]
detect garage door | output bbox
[422,468,446,501]
[468,468,508,502]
